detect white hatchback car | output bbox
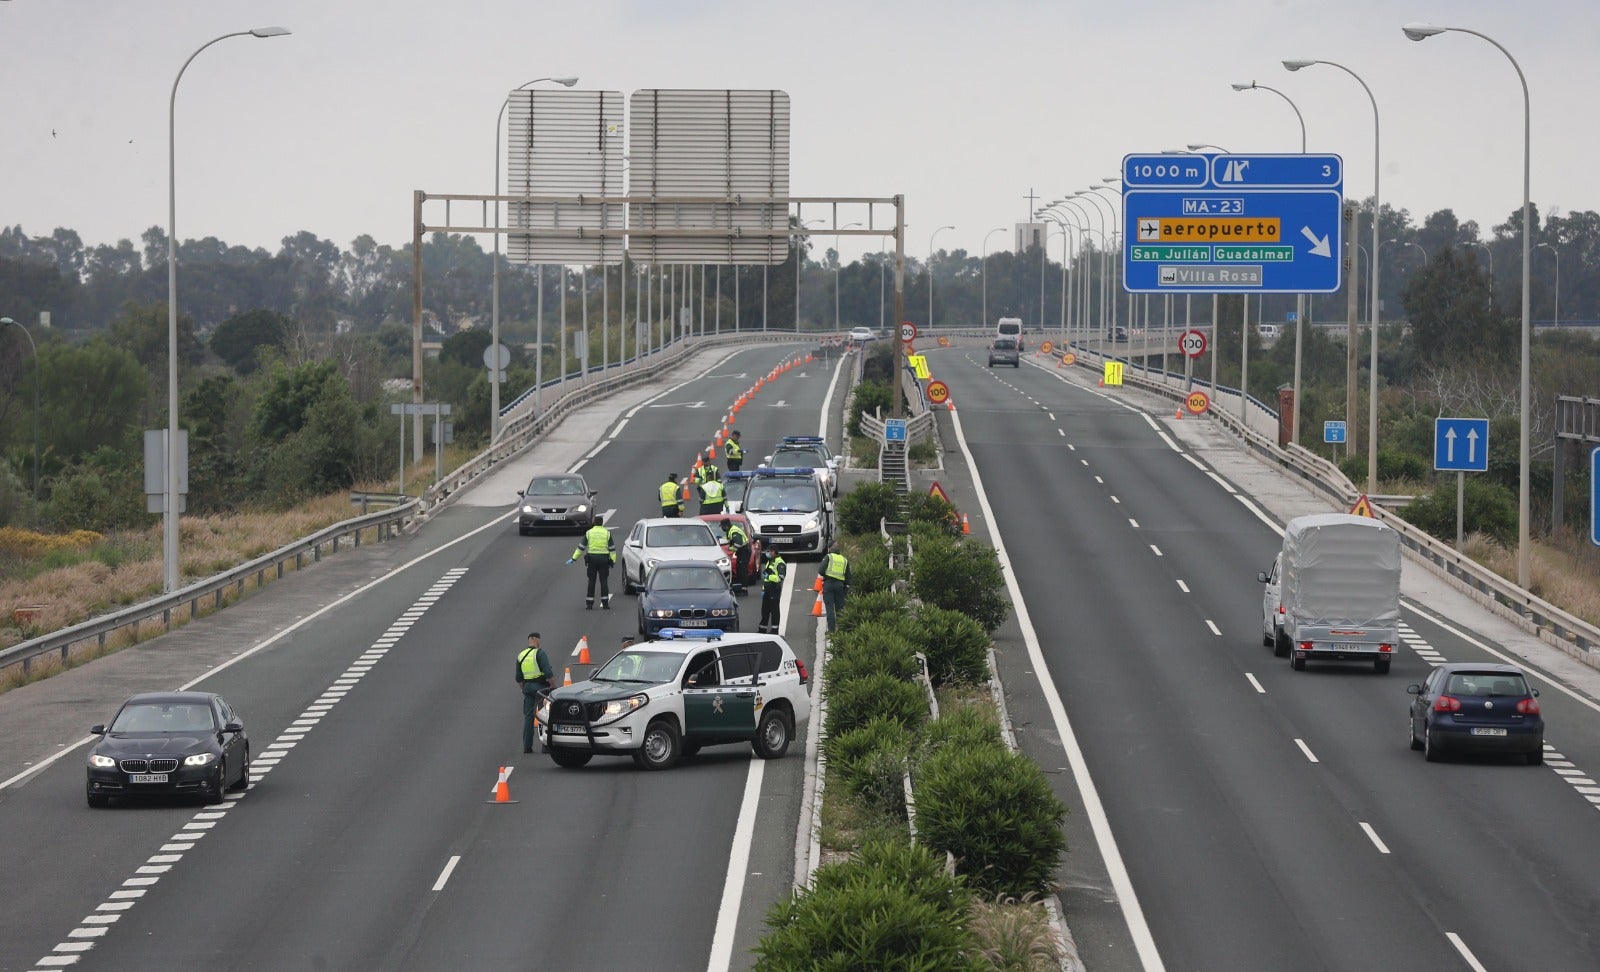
[848,326,875,344]
[620,518,732,593]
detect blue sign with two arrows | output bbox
[1434,417,1489,472]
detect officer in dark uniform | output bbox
[758,548,787,633]
[569,514,616,609]
[516,632,554,753]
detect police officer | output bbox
[693,455,719,501]
[820,541,850,633]
[724,430,745,472]
[720,517,751,593]
[516,632,554,753]
[758,548,787,633]
[569,514,616,609]
[659,472,682,517]
[699,467,726,515]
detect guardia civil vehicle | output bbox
[537,629,811,770]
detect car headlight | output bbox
[597,693,650,722]
[89,754,116,768]
[710,608,736,617]
[801,515,820,532]
[183,753,217,767]
[522,505,534,514]
[649,609,675,618]
[646,558,658,570]
[575,504,588,513]
[537,698,551,722]
[716,556,731,569]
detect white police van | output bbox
[740,467,833,557]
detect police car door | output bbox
[681,648,757,738]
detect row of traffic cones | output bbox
[689,353,807,487]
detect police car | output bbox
[740,467,834,556]
[763,436,839,496]
[537,629,811,770]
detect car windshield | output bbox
[725,479,749,501]
[594,650,682,684]
[646,523,717,548]
[110,702,215,733]
[526,477,585,495]
[745,481,821,513]
[650,566,727,591]
[1445,672,1531,697]
[773,448,826,467]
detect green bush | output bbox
[912,606,991,686]
[827,672,928,738]
[1338,449,1429,486]
[827,627,921,684]
[755,839,982,972]
[908,438,939,464]
[848,380,895,438]
[905,492,961,534]
[837,589,913,634]
[1403,475,1517,546]
[825,718,912,816]
[918,705,1005,764]
[911,539,1010,634]
[846,543,898,596]
[837,481,901,536]
[916,746,1068,898]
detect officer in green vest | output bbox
[699,468,726,515]
[725,430,745,472]
[720,517,751,592]
[515,632,554,753]
[693,456,719,502]
[820,541,851,633]
[758,548,787,633]
[568,514,616,609]
[659,472,682,517]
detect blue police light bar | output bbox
[654,628,725,641]
[781,435,825,444]
[753,467,816,476]
[724,471,754,480]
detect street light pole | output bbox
[799,217,826,331]
[1403,21,1534,585]
[0,318,38,504]
[1285,57,1381,496]
[1536,242,1560,326]
[167,26,289,594]
[835,222,861,331]
[493,76,578,442]
[928,225,955,326]
[981,226,1005,327]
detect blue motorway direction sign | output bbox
[1434,417,1490,472]
[1324,421,1347,444]
[1122,153,1343,295]
[884,419,907,442]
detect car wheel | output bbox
[752,708,792,759]
[228,746,250,791]
[1290,652,1306,671]
[1409,721,1424,751]
[1374,658,1391,675]
[1424,728,1444,762]
[633,718,681,771]
[681,742,703,758]
[1273,630,1290,658]
[205,760,227,804]
[549,748,592,769]
[86,789,110,809]
[1527,746,1545,766]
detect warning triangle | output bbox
[1350,494,1375,518]
[928,481,951,504]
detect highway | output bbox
[935,345,1600,971]
[0,344,838,972]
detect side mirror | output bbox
[1405,685,1422,695]
[1532,688,1541,697]
[763,456,773,464]
[517,490,525,498]
[628,539,642,547]
[224,721,244,733]
[589,490,598,499]
[90,724,106,735]
[824,502,834,513]
[1257,571,1269,584]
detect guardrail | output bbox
[1045,342,1600,663]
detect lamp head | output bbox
[1402,22,1444,41]
[553,76,580,86]
[1282,58,1316,71]
[249,26,291,38]
[0,318,15,327]
[1102,177,1121,184]
[1230,81,1255,91]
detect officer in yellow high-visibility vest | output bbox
[568,514,616,609]
[693,456,719,502]
[699,469,726,515]
[725,430,745,472]
[758,548,787,633]
[659,472,682,517]
[820,541,850,633]
[515,632,553,753]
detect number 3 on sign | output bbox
[1103,361,1124,387]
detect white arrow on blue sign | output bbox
[1434,417,1489,472]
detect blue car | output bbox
[638,560,740,638]
[1408,662,1544,764]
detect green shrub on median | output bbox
[827,627,921,684]
[837,480,901,535]
[915,744,1068,898]
[836,588,913,634]
[910,536,1010,634]
[827,671,929,738]
[846,543,897,597]
[911,606,991,686]
[825,717,913,818]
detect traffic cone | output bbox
[574,636,591,665]
[1175,408,1184,420]
[946,400,954,412]
[487,766,519,804]
[813,574,824,593]
[961,513,971,535]
[1098,378,1105,387]
[563,666,574,686]
[811,590,825,617]
[707,443,716,459]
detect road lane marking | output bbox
[1294,739,1319,763]
[1182,454,1207,472]
[1245,673,1265,693]
[1149,545,1163,557]
[1446,933,1489,972]
[1359,822,1391,854]
[1111,496,1121,504]
[432,855,461,892]
[1205,620,1221,636]
[1067,444,1075,451]
[1176,580,1190,593]
[1208,471,1239,494]
[1057,428,1065,436]
[1128,518,1140,528]
[1048,412,1056,420]
[1095,476,1104,484]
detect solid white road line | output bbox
[1245,673,1265,694]
[1446,933,1489,972]
[1294,739,1319,763]
[431,855,461,892]
[1359,822,1391,855]
[948,406,1166,971]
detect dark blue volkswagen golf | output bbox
[1407,662,1544,764]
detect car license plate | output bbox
[129,774,169,783]
[542,514,566,521]
[1331,642,1370,652]
[553,724,587,735]
[1471,728,1508,736]
[681,619,708,627]
[766,536,793,544]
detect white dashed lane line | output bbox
[1359,822,1391,855]
[1245,673,1265,694]
[1149,545,1163,557]
[29,569,469,970]
[1205,620,1221,636]
[1176,580,1190,593]
[1128,518,1140,529]
[1294,739,1319,763]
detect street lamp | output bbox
[927,225,955,327]
[835,222,861,331]
[1384,238,1427,265]
[1402,22,1534,586]
[0,318,38,504]
[799,217,827,330]
[981,227,1006,327]
[1536,242,1560,326]
[493,76,578,441]
[167,25,290,594]
[1285,56,1382,497]
[1233,80,1311,446]
[1465,240,1493,276]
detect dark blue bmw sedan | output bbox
[638,560,739,638]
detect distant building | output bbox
[1015,222,1047,252]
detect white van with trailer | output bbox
[1258,513,1402,674]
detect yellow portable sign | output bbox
[908,354,930,380]
[1103,361,1124,387]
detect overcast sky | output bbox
[1,0,1591,268]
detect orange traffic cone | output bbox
[682,483,692,503]
[946,400,955,412]
[1175,408,1184,420]
[574,636,591,665]
[811,590,825,617]
[708,443,716,459]
[1098,378,1105,387]
[813,574,824,593]
[487,766,519,804]
[961,513,971,535]
[562,667,573,686]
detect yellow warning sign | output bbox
[1103,361,1124,387]
[908,354,930,380]
[1143,218,1282,242]
[1350,494,1376,518]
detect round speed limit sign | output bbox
[1179,329,1208,359]
[900,321,918,343]
[1185,390,1211,415]
[1040,341,1054,355]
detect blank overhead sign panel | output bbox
[628,89,790,266]
[507,89,625,266]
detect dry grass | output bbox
[818,764,907,854]
[1462,531,1600,628]
[969,894,1061,972]
[936,681,998,720]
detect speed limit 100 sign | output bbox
[900,321,918,343]
[1185,390,1211,415]
[1179,329,1208,358]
